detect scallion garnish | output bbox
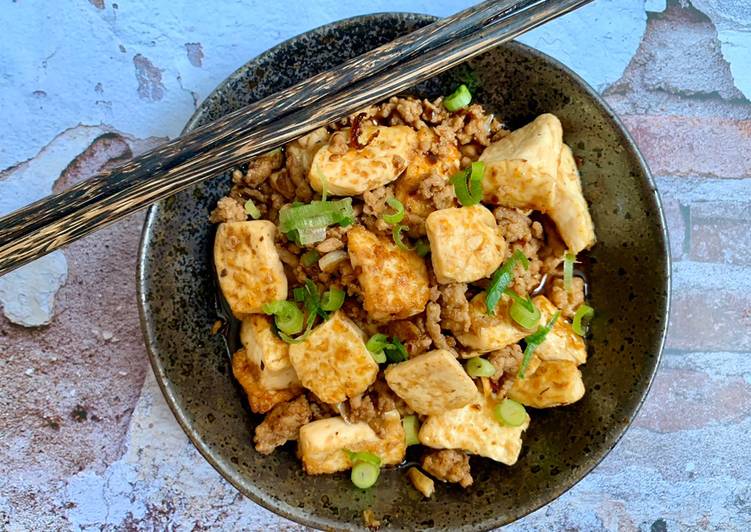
[366,333,408,363]
[572,304,594,336]
[300,249,320,268]
[402,415,420,446]
[292,287,306,302]
[320,288,345,312]
[485,250,530,315]
[385,337,409,363]
[465,357,496,378]
[262,301,304,335]
[244,199,261,219]
[415,238,430,257]
[518,311,560,379]
[347,450,382,489]
[493,398,527,427]
[383,197,405,225]
[450,161,484,206]
[504,289,541,330]
[279,199,354,245]
[443,83,472,112]
[347,450,382,467]
[563,251,575,291]
[392,224,413,251]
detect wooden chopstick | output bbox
[0,0,592,276]
[0,0,534,246]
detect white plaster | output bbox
[645,0,667,12]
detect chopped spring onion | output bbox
[383,197,405,225]
[465,357,496,378]
[486,250,530,315]
[572,304,594,336]
[295,226,327,245]
[402,415,420,446]
[563,251,576,291]
[385,337,409,363]
[443,83,472,112]
[351,461,380,489]
[366,333,389,364]
[244,199,261,219]
[262,301,304,335]
[450,161,485,206]
[318,249,348,273]
[392,224,413,251]
[320,288,345,312]
[504,288,541,330]
[300,249,320,267]
[347,450,382,467]
[279,199,354,244]
[415,238,430,257]
[292,287,305,302]
[494,398,528,427]
[518,311,560,378]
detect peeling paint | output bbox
[133,54,165,102]
[185,42,204,68]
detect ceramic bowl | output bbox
[137,12,670,531]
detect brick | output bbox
[660,196,687,259]
[689,201,751,266]
[621,115,751,178]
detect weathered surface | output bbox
[1,1,751,530]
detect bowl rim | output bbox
[137,11,671,531]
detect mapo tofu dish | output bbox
[210,84,596,494]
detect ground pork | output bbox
[438,283,471,334]
[426,301,456,354]
[487,344,525,397]
[348,379,414,426]
[306,392,337,421]
[209,196,246,223]
[384,318,432,357]
[547,277,585,320]
[253,395,312,455]
[422,450,473,488]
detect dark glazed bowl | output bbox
[137,12,670,531]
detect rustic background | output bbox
[1,1,750,530]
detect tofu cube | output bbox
[454,293,528,352]
[418,397,529,465]
[508,360,585,408]
[347,226,430,321]
[232,353,302,416]
[214,220,287,319]
[298,411,406,474]
[310,125,418,195]
[549,144,596,254]
[288,311,378,404]
[532,295,587,365]
[384,349,479,415]
[480,113,563,211]
[426,205,506,284]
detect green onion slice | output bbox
[518,311,560,379]
[572,304,594,336]
[278,199,354,235]
[443,83,472,112]
[262,301,304,335]
[450,161,484,206]
[563,251,575,291]
[385,337,408,363]
[244,199,261,219]
[347,450,382,467]
[351,461,380,489]
[366,333,389,363]
[485,250,530,315]
[292,287,306,302]
[494,398,528,427]
[402,415,420,446]
[465,357,496,378]
[504,289,541,330]
[392,224,413,251]
[320,288,345,312]
[300,249,320,267]
[383,197,405,225]
[415,238,430,257]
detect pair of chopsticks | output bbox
[0,0,592,276]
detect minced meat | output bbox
[254,395,312,455]
[421,449,473,488]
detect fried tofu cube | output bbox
[480,114,563,211]
[232,351,302,416]
[394,134,461,217]
[214,220,287,319]
[298,411,406,474]
[347,226,430,321]
[384,350,479,415]
[532,295,587,365]
[425,205,506,284]
[549,144,596,254]
[310,125,418,195]
[454,293,528,352]
[288,311,378,404]
[418,397,528,465]
[508,360,585,408]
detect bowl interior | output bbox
[138,13,669,531]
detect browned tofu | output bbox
[394,140,461,217]
[549,144,596,254]
[508,360,585,408]
[532,295,587,365]
[454,293,528,352]
[347,226,430,321]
